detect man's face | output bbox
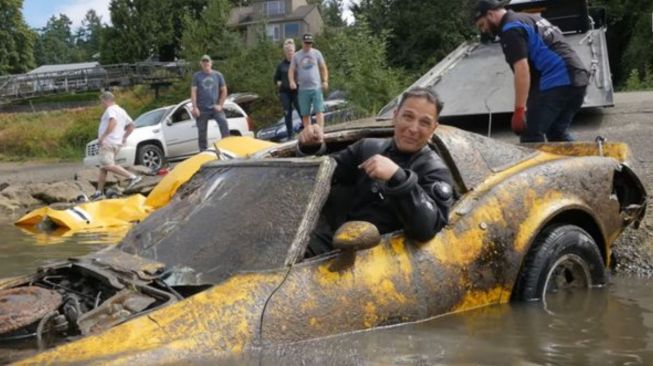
[393,97,439,153]
[475,12,499,36]
[200,59,212,71]
[284,47,295,60]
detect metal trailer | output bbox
[378,0,613,120]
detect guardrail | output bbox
[0,62,189,104]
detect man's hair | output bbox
[99,91,114,102]
[397,87,444,118]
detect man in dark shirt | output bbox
[191,54,229,151]
[473,0,589,142]
[274,39,300,140]
[298,87,454,255]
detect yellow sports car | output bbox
[0,122,646,364]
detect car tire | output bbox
[512,224,606,302]
[136,144,164,171]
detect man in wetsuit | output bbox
[298,87,454,255]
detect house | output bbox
[229,0,323,46]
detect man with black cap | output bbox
[288,33,329,131]
[191,54,229,151]
[473,0,589,142]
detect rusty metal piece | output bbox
[0,286,62,335]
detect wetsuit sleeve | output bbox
[501,27,529,66]
[384,157,454,242]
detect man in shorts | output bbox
[90,91,142,200]
[288,33,329,130]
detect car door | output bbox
[162,102,198,158]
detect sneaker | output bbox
[125,175,143,190]
[89,191,104,201]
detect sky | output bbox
[22,0,356,30]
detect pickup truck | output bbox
[83,95,256,171]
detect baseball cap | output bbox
[200,54,212,62]
[302,33,314,43]
[472,0,509,21]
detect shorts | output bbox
[99,144,121,167]
[298,89,325,117]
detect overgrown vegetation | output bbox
[0,89,154,160]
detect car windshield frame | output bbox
[133,107,171,128]
[117,158,335,285]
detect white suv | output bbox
[84,95,255,170]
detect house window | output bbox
[266,24,281,41]
[284,23,300,38]
[265,1,285,16]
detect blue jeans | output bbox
[279,90,299,139]
[521,85,587,143]
[197,109,229,151]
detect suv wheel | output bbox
[512,224,606,302]
[136,144,164,171]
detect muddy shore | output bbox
[1,91,651,275]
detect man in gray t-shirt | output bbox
[289,33,329,130]
[191,54,229,151]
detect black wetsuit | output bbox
[307,138,454,255]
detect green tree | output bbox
[318,21,408,114]
[587,0,653,88]
[102,0,207,63]
[353,0,475,73]
[75,10,104,60]
[180,0,240,63]
[34,14,80,65]
[0,0,36,74]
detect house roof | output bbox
[28,62,101,74]
[229,4,319,27]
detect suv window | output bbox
[171,107,191,123]
[224,107,244,119]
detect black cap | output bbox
[473,0,508,21]
[302,33,314,43]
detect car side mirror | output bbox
[165,118,173,126]
[332,221,381,251]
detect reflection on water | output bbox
[0,223,127,278]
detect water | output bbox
[0,223,127,278]
[1,223,652,365]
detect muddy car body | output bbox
[1,122,646,364]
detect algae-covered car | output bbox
[0,122,647,364]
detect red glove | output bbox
[511,106,526,135]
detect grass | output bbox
[0,88,157,161]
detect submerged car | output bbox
[0,121,646,364]
[83,94,257,171]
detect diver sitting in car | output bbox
[298,87,455,255]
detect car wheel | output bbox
[136,144,164,171]
[512,224,606,302]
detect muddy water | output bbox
[0,223,126,278]
[1,224,653,365]
[247,277,653,365]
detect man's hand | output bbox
[511,106,526,135]
[358,155,400,182]
[214,105,223,113]
[298,124,324,146]
[192,107,200,118]
[322,81,329,91]
[290,81,297,90]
